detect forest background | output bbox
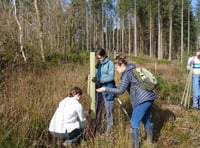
[0,0,200,147]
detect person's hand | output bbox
[85,108,93,117]
[96,87,106,92]
[95,61,100,68]
[88,108,92,114]
[92,77,100,83]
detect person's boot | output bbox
[132,128,139,148]
[145,126,153,143]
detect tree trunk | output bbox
[160,20,163,59]
[134,0,137,56]
[34,0,45,61]
[121,16,124,53]
[181,0,184,62]
[106,21,108,50]
[187,3,190,55]
[102,4,104,49]
[117,27,119,53]
[149,0,153,57]
[128,16,131,56]
[86,1,89,51]
[169,0,173,61]
[158,0,161,59]
[113,17,115,52]
[13,0,26,61]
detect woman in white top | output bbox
[49,87,86,143]
[187,49,200,109]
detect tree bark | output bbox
[13,0,26,61]
[86,0,89,51]
[187,3,190,55]
[113,17,115,52]
[158,0,161,59]
[117,26,119,53]
[181,0,184,62]
[102,3,104,49]
[134,0,137,56]
[121,16,124,53]
[34,0,45,61]
[149,0,153,57]
[168,0,173,61]
[128,15,131,56]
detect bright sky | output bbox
[192,0,197,6]
[191,0,198,15]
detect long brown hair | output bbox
[68,87,82,97]
[114,55,128,66]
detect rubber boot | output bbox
[145,126,153,143]
[132,128,140,148]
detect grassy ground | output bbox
[0,58,199,148]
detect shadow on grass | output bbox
[151,103,176,142]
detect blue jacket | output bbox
[96,56,115,83]
[96,56,115,101]
[105,63,157,108]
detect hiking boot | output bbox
[145,126,153,143]
[132,128,139,148]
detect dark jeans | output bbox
[50,128,84,143]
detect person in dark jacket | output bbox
[96,55,157,148]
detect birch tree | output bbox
[13,0,26,61]
[34,0,45,61]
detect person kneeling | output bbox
[49,87,87,147]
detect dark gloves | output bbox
[92,77,100,84]
[88,108,92,115]
[85,108,93,117]
[95,61,100,68]
[92,77,102,88]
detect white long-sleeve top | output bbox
[49,97,86,134]
[187,56,200,74]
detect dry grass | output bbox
[0,63,91,147]
[0,59,199,148]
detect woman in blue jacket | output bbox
[96,55,157,148]
[94,48,116,134]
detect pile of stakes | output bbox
[181,68,193,109]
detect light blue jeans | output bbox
[131,101,153,129]
[192,74,200,108]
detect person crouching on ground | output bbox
[96,55,157,148]
[49,87,87,147]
